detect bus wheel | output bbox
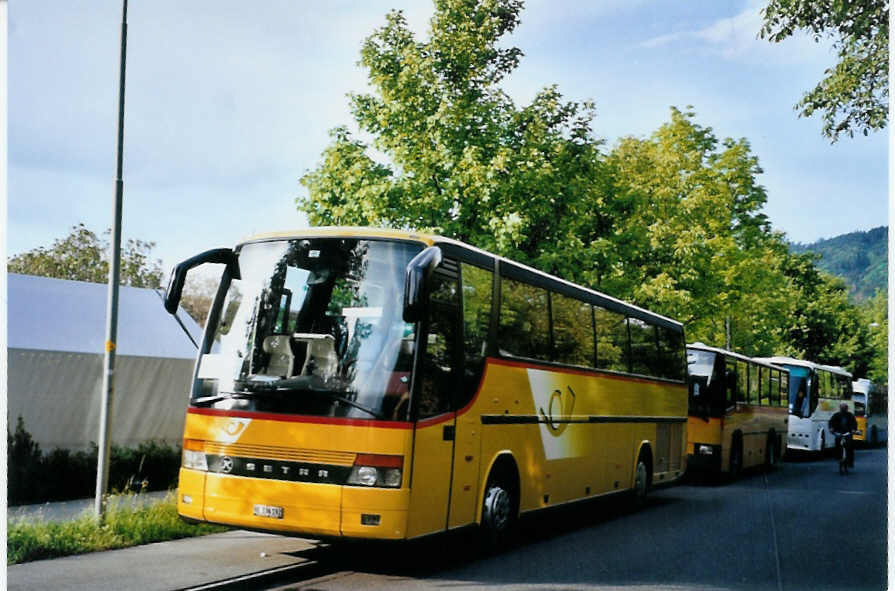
[764,434,777,470]
[481,478,515,548]
[729,436,743,479]
[632,451,651,507]
[871,426,878,445]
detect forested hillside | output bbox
[791,226,887,300]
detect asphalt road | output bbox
[262,446,888,591]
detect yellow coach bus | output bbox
[852,378,887,445]
[163,227,688,543]
[686,343,789,477]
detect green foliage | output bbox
[7,417,181,506]
[791,226,887,300]
[8,223,164,288]
[299,0,615,280]
[861,289,888,385]
[7,495,228,564]
[300,0,877,376]
[778,252,874,374]
[603,107,791,357]
[760,0,888,141]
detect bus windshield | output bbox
[687,349,723,418]
[194,238,422,421]
[787,366,811,418]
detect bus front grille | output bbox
[203,442,357,466]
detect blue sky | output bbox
[8,0,887,273]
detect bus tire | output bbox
[729,434,743,479]
[765,432,777,470]
[632,449,651,507]
[870,426,878,445]
[480,464,518,548]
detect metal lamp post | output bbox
[95,0,128,520]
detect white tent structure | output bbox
[7,273,203,451]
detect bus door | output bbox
[406,263,461,538]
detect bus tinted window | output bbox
[460,263,492,407]
[837,375,851,399]
[736,359,748,403]
[552,293,595,367]
[748,363,758,404]
[769,369,780,406]
[780,372,789,408]
[723,356,737,406]
[758,366,768,405]
[657,326,685,380]
[418,271,459,419]
[628,317,657,376]
[595,307,629,373]
[498,278,550,360]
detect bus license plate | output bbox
[253,504,284,519]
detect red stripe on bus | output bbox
[187,407,412,429]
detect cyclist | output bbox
[828,402,858,468]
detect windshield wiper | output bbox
[237,377,387,420]
[191,391,252,407]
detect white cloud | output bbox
[639,2,833,65]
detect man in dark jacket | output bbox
[829,402,858,467]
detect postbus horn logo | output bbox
[539,385,576,435]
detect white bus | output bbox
[756,357,853,453]
[852,378,887,446]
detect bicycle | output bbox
[833,430,859,475]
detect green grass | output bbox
[7,493,229,565]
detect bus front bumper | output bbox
[177,469,410,540]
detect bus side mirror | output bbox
[164,248,239,314]
[403,246,442,323]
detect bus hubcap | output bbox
[635,462,647,496]
[484,486,510,531]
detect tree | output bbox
[861,289,888,384]
[8,223,164,288]
[299,0,618,280]
[760,0,888,141]
[603,108,791,356]
[778,251,873,374]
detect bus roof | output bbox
[852,378,875,394]
[236,226,683,331]
[687,343,790,373]
[756,356,853,378]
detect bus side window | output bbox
[551,292,595,368]
[839,376,851,400]
[595,306,629,373]
[748,363,758,405]
[658,326,686,381]
[809,372,820,414]
[768,369,775,405]
[628,317,657,377]
[724,356,737,408]
[417,265,460,419]
[780,372,789,408]
[498,278,550,360]
[459,263,492,409]
[736,360,748,403]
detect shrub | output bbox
[7,417,182,505]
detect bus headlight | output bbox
[348,466,379,486]
[182,439,208,471]
[346,454,403,488]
